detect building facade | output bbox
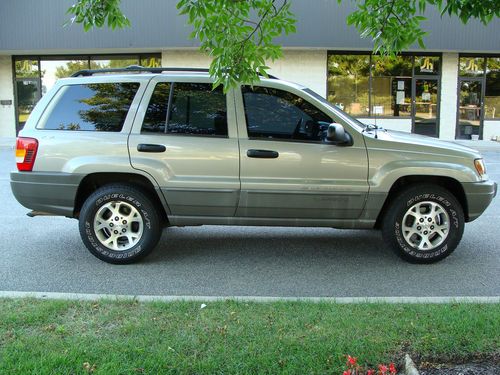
[1,0,499,140]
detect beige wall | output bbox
[439,53,459,140]
[0,55,16,138]
[483,121,500,141]
[161,49,327,97]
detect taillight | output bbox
[16,137,38,171]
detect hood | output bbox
[367,129,482,159]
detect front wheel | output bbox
[78,184,162,264]
[382,185,465,263]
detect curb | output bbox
[0,291,499,304]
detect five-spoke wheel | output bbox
[382,185,464,263]
[79,184,162,264]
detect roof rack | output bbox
[71,65,278,79]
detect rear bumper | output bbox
[10,172,84,217]
[463,180,497,222]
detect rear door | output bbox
[235,84,369,220]
[128,76,240,217]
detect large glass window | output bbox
[327,53,440,118]
[327,55,369,116]
[41,58,88,94]
[242,86,332,142]
[415,56,440,75]
[142,82,228,136]
[485,57,500,119]
[371,55,412,117]
[459,57,485,77]
[14,59,41,131]
[41,83,139,131]
[13,54,161,134]
[90,55,139,70]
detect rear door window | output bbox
[41,83,139,131]
[142,82,228,136]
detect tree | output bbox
[66,0,499,90]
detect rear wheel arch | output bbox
[375,175,469,228]
[73,172,168,224]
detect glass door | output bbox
[15,78,41,134]
[412,77,440,137]
[456,78,483,139]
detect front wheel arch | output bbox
[375,175,468,229]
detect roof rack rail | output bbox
[71,65,278,79]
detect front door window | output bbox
[457,80,483,139]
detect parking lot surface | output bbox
[1,146,499,298]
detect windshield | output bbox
[302,88,366,131]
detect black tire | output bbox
[78,184,162,264]
[381,184,465,263]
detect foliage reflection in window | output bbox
[485,57,500,119]
[327,55,369,116]
[42,83,139,131]
[371,55,412,117]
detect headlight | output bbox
[474,158,486,178]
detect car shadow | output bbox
[144,226,398,265]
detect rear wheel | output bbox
[382,184,464,263]
[78,184,162,264]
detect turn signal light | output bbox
[474,158,486,178]
[16,137,38,171]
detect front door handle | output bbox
[137,144,166,153]
[247,149,279,159]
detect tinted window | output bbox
[242,86,332,141]
[142,82,227,136]
[142,82,170,133]
[42,83,139,131]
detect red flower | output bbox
[367,370,375,375]
[343,371,351,375]
[347,355,358,367]
[389,363,397,374]
[379,364,388,374]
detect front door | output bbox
[412,77,439,137]
[236,85,368,220]
[456,78,484,139]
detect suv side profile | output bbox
[11,67,497,264]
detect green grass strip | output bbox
[0,299,498,374]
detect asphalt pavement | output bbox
[0,145,499,298]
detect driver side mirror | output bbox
[326,123,353,146]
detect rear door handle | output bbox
[247,149,279,159]
[137,144,166,153]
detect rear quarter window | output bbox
[39,83,139,131]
